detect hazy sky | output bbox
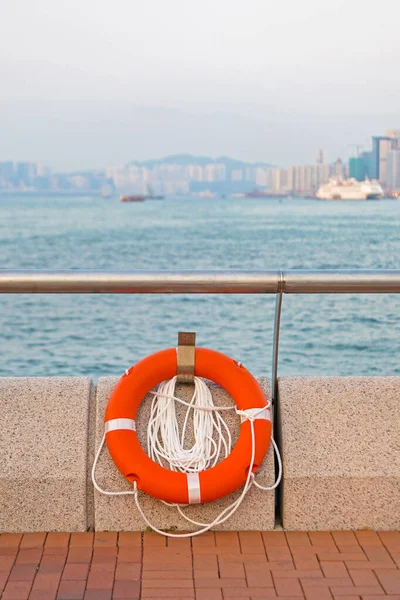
[1,0,400,170]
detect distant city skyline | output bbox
[4,128,400,195]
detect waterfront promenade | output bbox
[1,530,399,599]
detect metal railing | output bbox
[1,269,400,401]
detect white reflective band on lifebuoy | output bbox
[240,408,271,424]
[105,418,136,433]
[187,473,201,504]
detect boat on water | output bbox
[120,194,146,202]
[120,185,164,202]
[316,178,383,200]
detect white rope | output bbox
[91,375,282,537]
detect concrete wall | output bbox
[0,375,399,532]
[0,378,91,533]
[279,377,400,531]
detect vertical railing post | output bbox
[271,271,284,405]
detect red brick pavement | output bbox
[0,530,399,599]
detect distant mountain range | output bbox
[127,154,273,169]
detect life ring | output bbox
[105,347,271,504]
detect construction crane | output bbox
[348,144,363,157]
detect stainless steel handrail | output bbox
[1,269,400,399]
[1,269,400,294]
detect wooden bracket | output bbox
[177,332,196,384]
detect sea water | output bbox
[1,194,400,379]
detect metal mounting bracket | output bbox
[177,332,196,383]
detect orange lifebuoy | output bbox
[105,347,271,504]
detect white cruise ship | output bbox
[316,178,383,200]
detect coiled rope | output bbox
[92,375,282,538]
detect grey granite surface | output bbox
[0,377,92,532]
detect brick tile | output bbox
[143,579,194,588]
[46,533,70,548]
[89,562,115,575]
[39,555,66,573]
[84,591,112,600]
[20,533,46,549]
[195,577,246,588]
[262,531,288,548]
[0,534,23,548]
[117,547,141,563]
[115,562,141,580]
[2,580,32,599]
[191,531,215,548]
[308,532,336,548]
[57,579,86,599]
[349,569,381,587]
[286,532,311,548]
[193,569,219,579]
[67,548,93,563]
[29,592,57,600]
[355,531,382,547]
[374,568,400,594]
[94,532,118,547]
[302,576,352,588]
[112,579,141,598]
[43,546,69,557]
[143,532,166,548]
[317,550,366,562]
[331,597,360,600]
[192,555,218,570]
[70,533,94,547]
[166,537,191,550]
[345,560,396,571]
[0,572,9,592]
[92,547,118,562]
[31,572,62,592]
[239,531,265,554]
[219,562,245,578]
[218,552,267,564]
[144,570,193,579]
[62,563,89,580]
[274,577,304,596]
[0,555,16,573]
[117,532,141,547]
[331,532,359,549]
[222,588,277,597]
[8,564,37,581]
[190,545,218,555]
[215,532,239,548]
[16,549,43,565]
[303,586,332,600]
[320,561,349,578]
[377,531,400,550]
[363,546,395,564]
[272,570,323,580]
[86,571,115,589]
[357,597,400,600]
[246,568,274,587]
[141,589,194,597]
[195,590,222,600]
[330,587,384,596]
[293,554,320,571]
[266,547,293,562]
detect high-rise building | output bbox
[387,149,400,190]
[349,157,367,181]
[0,162,15,187]
[15,162,37,185]
[371,132,399,183]
[333,158,344,178]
